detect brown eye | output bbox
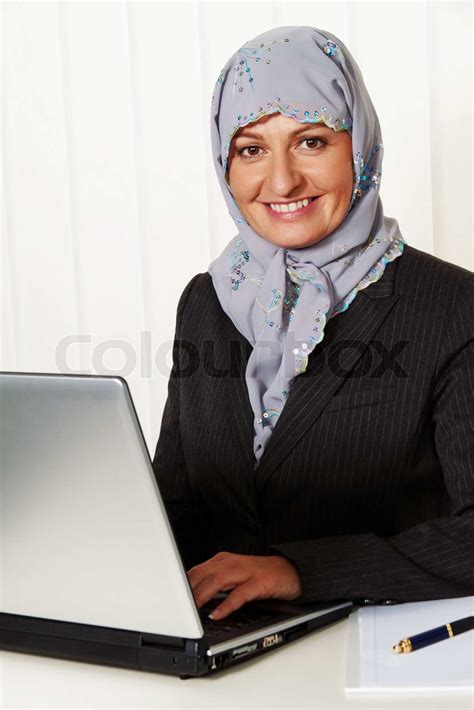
[237,145,261,158]
[301,137,326,149]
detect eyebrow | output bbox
[235,123,331,141]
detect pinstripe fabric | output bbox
[152,245,474,604]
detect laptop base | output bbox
[0,604,351,677]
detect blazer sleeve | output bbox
[151,274,210,571]
[268,275,474,604]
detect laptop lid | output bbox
[0,372,204,640]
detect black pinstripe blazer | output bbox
[152,245,474,604]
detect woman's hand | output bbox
[186,551,303,620]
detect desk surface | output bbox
[1,615,472,709]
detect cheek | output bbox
[228,164,249,202]
[231,175,259,206]
[319,139,353,195]
[323,163,353,198]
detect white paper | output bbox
[345,596,474,691]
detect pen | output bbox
[392,616,474,653]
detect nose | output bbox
[266,150,305,198]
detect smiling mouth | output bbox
[265,196,320,218]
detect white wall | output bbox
[1,1,472,454]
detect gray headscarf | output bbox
[208,26,406,468]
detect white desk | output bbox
[1,616,472,709]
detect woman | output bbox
[152,26,473,621]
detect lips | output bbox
[265,195,321,219]
[269,196,317,205]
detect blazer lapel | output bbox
[225,325,255,471]
[222,256,401,488]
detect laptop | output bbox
[0,371,352,677]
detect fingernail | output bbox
[208,609,220,620]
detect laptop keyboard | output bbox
[198,603,296,642]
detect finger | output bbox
[187,563,213,591]
[187,552,232,590]
[208,580,259,620]
[193,570,243,609]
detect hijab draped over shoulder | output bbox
[208,26,406,468]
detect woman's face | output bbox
[227,113,354,249]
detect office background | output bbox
[1,0,472,455]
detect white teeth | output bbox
[269,197,314,213]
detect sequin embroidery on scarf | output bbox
[226,238,250,291]
[232,38,291,95]
[334,235,405,314]
[255,407,280,425]
[322,40,339,57]
[292,343,310,375]
[286,265,328,291]
[282,276,301,326]
[308,307,328,347]
[256,288,283,331]
[352,145,383,203]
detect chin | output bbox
[264,231,328,249]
